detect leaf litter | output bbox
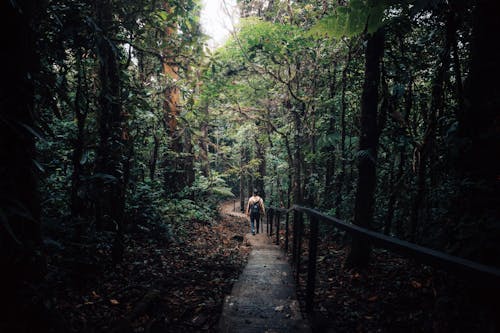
[284,231,498,333]
[45,201,250,332]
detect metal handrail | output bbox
[266,205,500,312]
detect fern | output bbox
[210,186,235,198]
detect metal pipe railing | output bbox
[267,205,500,313]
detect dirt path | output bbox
[217,205,310,333]
[220,200,246,219]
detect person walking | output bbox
[246,189,265,235]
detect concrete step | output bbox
[218,233,310,333]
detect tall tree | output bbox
[346,28,385,267]
[162,4,183,194]
[410,8,451,241]
[324,63,338,208]
[162,3,199,195]
[94,0,126,263]
[0,1,49,330]
[335,45,353,217]
[254,134,267,200]
[455,0,500,264]
[70,45,89,232]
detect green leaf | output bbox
[0,208,22,245]
[210,186,235,198]
[90,173,118,184]
[356,149,376,163]
[308,0,388,38]
[80,150,90,165]
[33,159,45,173]
[19,123,46,142]
[157,10,168,21]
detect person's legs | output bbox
[256,214,260,233]
[250,214,255,235]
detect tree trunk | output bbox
[184,129,195,190]
[305,117,317,206]
[384,159,396,235]
[199,102,210,177]
[335,48,352,217]
[162,4,188,195]
[123,136,135,196]
[459,0,500,180]
[292,112,303,205]
[254,137,266,200]
[324,64,337,208]
[149,133,159,181]
[456,0,500,266]
[448,6,465,121]
[247,174,254,199]
[346,29,384,268]
[409,15,451,242]
[239,146,246,212]
[0,1,49,330]
[71,48,87,229]
[94,0,125,263]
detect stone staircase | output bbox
[218,233,310,333]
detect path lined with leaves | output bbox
[218,215,310,333]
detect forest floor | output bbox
[42,203,498,333]
[45,200,250,333]
[289,231,499,333]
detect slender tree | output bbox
[254,135,267,200]
[94,0,126,263]
[346,28,385,267]
[335,45,353,217]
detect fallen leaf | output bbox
[274,305,284,312]
[109,299,120,305]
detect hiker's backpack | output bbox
[251,199,260,214]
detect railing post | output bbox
[292,210,298,263]
[285,211,289,252]
[266,209,269,234]
[256,213,260,234]
[275,212,280,245]
[269,209,273,236]
[261,213,264,233]
[269,209,274,236]
[295,211,303,285]
[306,215,319,312]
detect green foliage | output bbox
[238,17,302,55]
[126,175,230,233]
[309,0,387,38]
[31,0,493,273]
[163,199,215,225]
[189,174,235,203]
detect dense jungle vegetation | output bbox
[1,0,499,332]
